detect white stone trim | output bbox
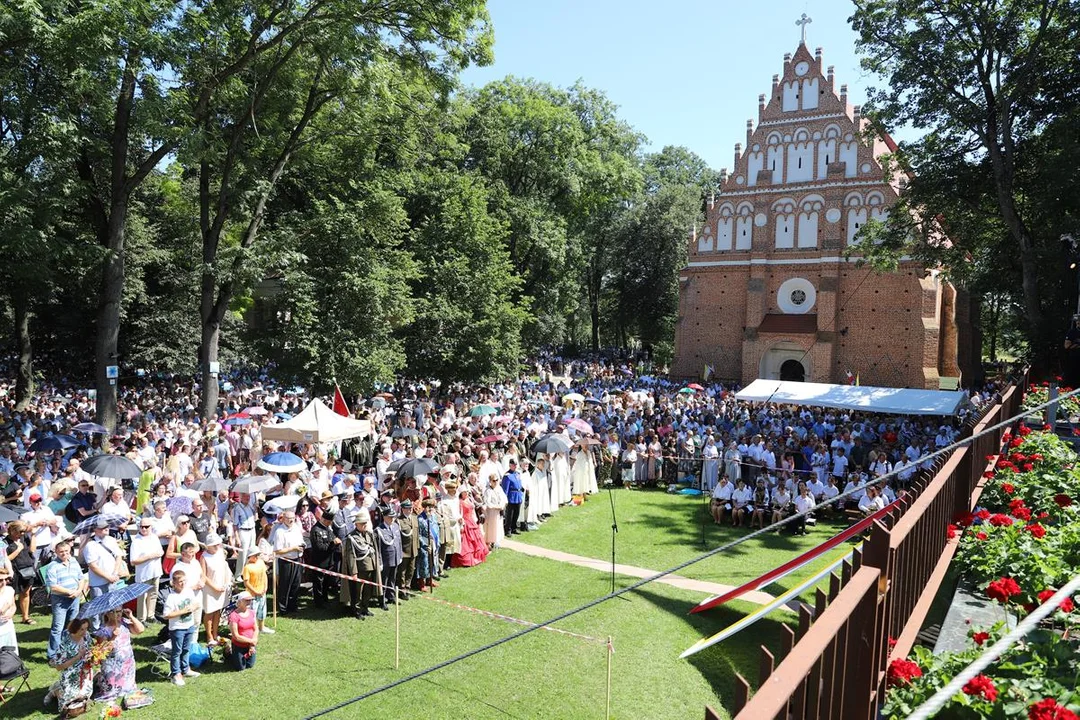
[717,179,889,198]
[777,277,816,314]
[685,255,912,267]
[756,112,848,128]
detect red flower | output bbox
[1001,482,1015,494]
[971,631,990,646]
[1013,507,1032,521]
[976,531,989,541]
[1037,589,1076,613]
[887,635,897,648]
[1030,453,1044,461]
[986,577,1022,604]
[1028,697,1079,720]
[984,470,997,479]
[1023,463,1035,472]
[886,658,922,687]
[1026,523,1047,538]
[989,513,1014,527]
[1054,494,1073,508]
[947,524,958,539]
[962,674,998,702]
[975,508,992,520]
[1018,425,1032,436]
[1074,428,1080,437]
[1037,511,1050,519]
[954,511,975,528]
[1010,498,1027,511]
[1010,437,1024,448]
[987,454,999,461]
[1012,453,1027,462]
[1042,424,1052,432]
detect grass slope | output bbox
[2,490,853,719]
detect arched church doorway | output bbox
[780,359,806,382]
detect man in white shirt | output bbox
[83,518,124,628]
[858,486,886,516]
[230,494,258,581]
[129,518,164,621]
[831,448,849,480]
[23,493,61,556]
[270,511,305,615]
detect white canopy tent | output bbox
[735,379,967,416]
[260,398,372,443]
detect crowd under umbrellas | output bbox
[0,355,997,710]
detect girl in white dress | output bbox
[570,443,598,496]
[199,534,231,647]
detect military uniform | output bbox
[340,521,377,617]
[397,502,419,593]
[375,510,403,606]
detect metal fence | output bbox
[708,373,1028,720]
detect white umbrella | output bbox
[263,495,301,515]
[245,407,269,416]
[562,392,585,404]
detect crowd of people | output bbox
[0,353,995,712]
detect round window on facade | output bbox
[777,278,816,314]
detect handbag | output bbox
[16,564,36,583]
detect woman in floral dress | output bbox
[46,618,93,713]
[93,608,145,701]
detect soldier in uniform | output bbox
[396,499,419,597]
[375,505,403,608]
[340,507,377,619]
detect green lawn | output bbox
[2,490,855,719]
[521,488,857,597]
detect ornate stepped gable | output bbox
[672,35,975,390]
[693,42,906,257]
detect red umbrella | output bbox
[225,411,250,420]
[479,434,508,444]
[566,418,593,434]
[687,383,705,391]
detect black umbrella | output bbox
[530,434,573,457]
[391,427,419,438]
[395,458,439,480]
[27,434,82,453]
[81,454,143,481]
[0,504,29,523]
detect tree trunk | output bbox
[94,203,126,431]
[12,293,33,411]
[197,311,221,421]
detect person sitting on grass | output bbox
[710,476,734,525]
[730,480,752,527]
[227,591,259,671]
[791,483,816,536]
[749,478,770,529]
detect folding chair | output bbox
[148,639,174,679]
[0,647,30,705]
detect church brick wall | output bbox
[672,40,971,389]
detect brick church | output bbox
[671,37,979,389]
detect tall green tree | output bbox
[851,0,1080,360]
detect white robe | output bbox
[521,469,540,524]
[482,484,507,546]
[551,453,572,505]
[570,448,598,495]
[702,444,720,491]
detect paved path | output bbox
[501,539,780,607]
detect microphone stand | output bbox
[607,485,631,602]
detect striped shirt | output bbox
[46,558,85,595]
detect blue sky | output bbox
[460,0,904,173]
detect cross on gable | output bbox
[796,13,812,45]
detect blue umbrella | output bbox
[222,417,252,426]
[274,412,293,421]
[0,504,28,523]
[79,583,153,619]
[166,495,194,518]
[72,512,132,535]
[73,422,109,434]
[27,434,82,453]
[258,451,306,474]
